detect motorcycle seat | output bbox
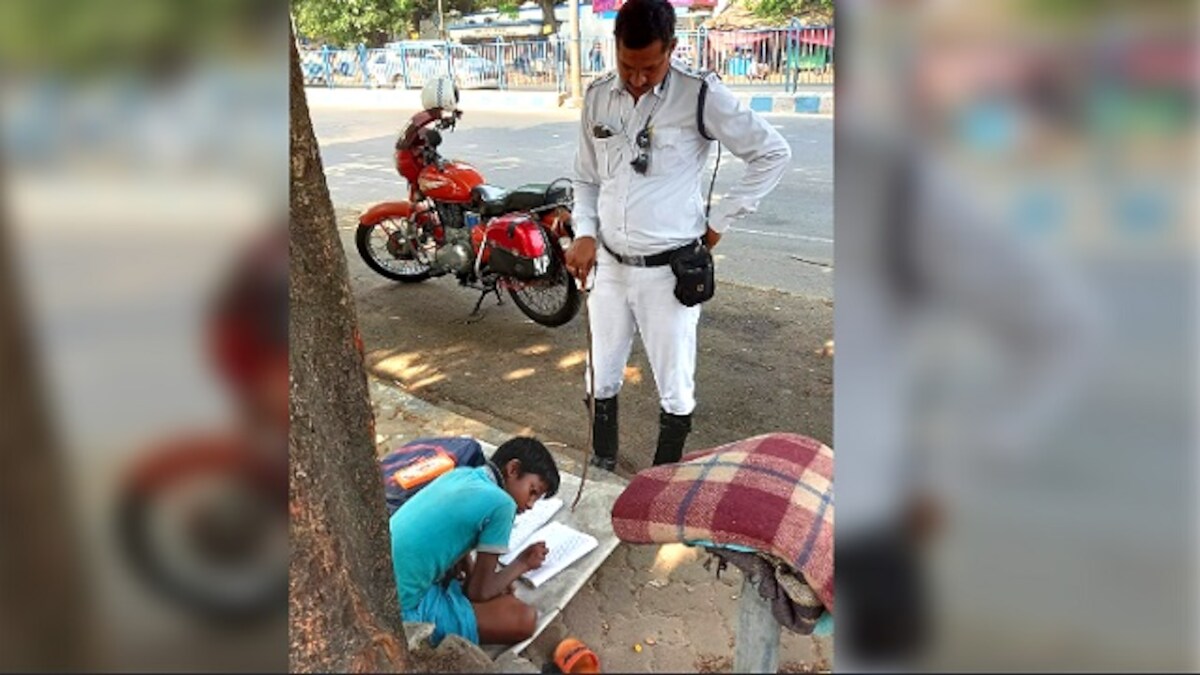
[474,183,572,219]
[502,184,556,215]
[506,181,571,212]
[471,184,510,218]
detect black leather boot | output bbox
[653,409,692,466]
[586,395,619,472]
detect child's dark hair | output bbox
[492,437,560,497]
[614,0,676,51]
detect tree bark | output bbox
[287,23,408,673]
[539,0,561,35]
[0,174,92,671]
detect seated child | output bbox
[390,436,560,645]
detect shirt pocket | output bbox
[649,127,688,176]
[594,135,626,179]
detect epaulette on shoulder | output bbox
[671,61,715,82]
[586,72,616,92]
[672,64,702,80]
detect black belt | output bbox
[600,239,701,268]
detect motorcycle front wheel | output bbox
[507,261,581,327]
[117,446,287,623]
[356,218,432,283]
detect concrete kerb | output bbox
[304,86,832,116]
[304,87,564,113]
[369,374,597,480]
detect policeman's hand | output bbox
[704,226,722,250]
[565,237,597,286]
[517,541,548,571]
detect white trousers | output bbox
[585,247,701,415]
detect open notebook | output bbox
[506,497,563,554]
[500,521,599,588]
[500,498,598,589]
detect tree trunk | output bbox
[0,175,92,671]
[539,0,560,35]
[287,23,408,674]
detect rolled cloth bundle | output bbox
[610,433,834,614]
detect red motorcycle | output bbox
[116,228,288,623]
[355,106,581,327]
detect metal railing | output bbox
[299,25,833,92]
[685,26,835,90]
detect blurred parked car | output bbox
[369,41,501,89]
[301,52,358,85]
[301,54,329,85]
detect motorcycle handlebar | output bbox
[398,107,461,150]
[437,111,460,130]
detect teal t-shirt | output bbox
[390,465,516,611]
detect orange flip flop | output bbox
[554,637,601,674]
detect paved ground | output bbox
[370,373,832,673]
[341,208,833,475]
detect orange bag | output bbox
[392,449,456,489]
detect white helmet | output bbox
[421,75,459,112]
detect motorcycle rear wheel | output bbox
[507,262,580,327]
[356,218,432,282]
[117,449,286,624]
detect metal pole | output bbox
[567,0,583,107]
[497,37,507,90]
[733,576,781,673]
[438,0,446,40]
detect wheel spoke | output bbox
[512,270,569,314]
[365,218,429,276]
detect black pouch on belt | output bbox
[669,240,715,307]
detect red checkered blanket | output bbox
[611,433,834,611]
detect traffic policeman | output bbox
[566,0,791,470]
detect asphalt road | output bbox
[310,107,833,298]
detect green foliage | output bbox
[493,0,522,20]
[292,0,406,47]
[750,0,833,25]
[293,0,486,46]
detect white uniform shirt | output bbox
[573,62,792,257]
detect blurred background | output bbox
[1,0,288,671]
[835,0,1196,671]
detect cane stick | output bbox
[571,265,596,512]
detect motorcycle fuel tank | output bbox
[417,161,485,203]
